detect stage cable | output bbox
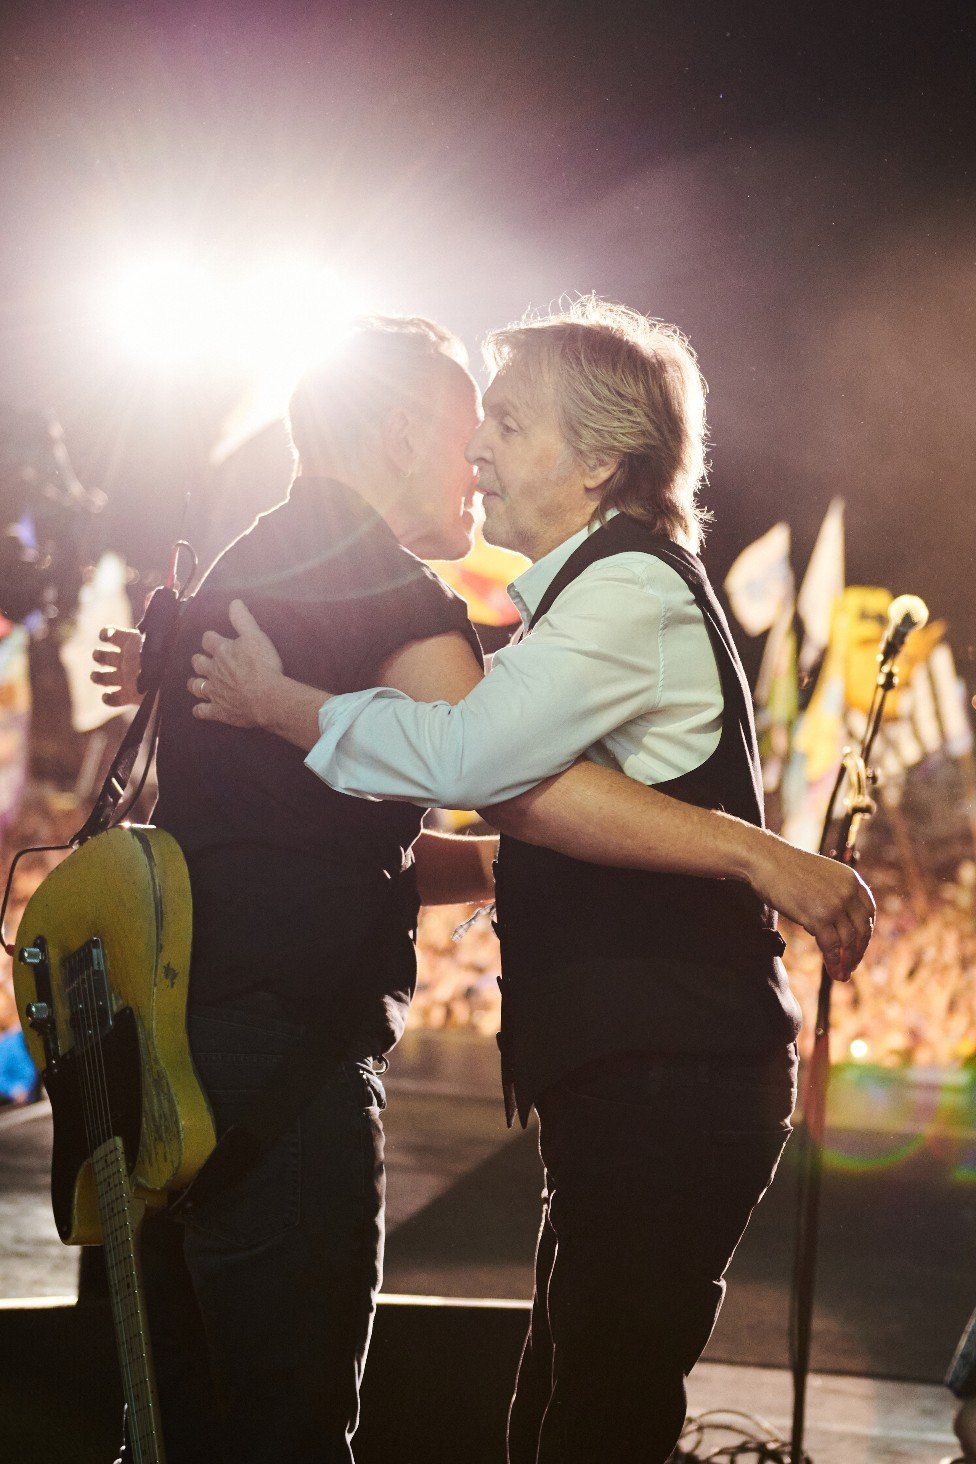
[674,1408,812,1462]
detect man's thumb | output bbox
[228,599,264,638]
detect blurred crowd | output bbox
[412,862,976,1070]
[3,789,976,1077]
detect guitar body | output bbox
[14,824,216,1244]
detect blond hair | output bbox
[289,315,468,468]
[484,297,710,552]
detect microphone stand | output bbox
[788,651,900,1464]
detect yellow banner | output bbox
[429,531,527,628]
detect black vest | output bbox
[493,515,801,1123]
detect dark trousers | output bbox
[139,993,386,1464]
[507,1046,797,1464]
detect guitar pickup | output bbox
[63,938,113,1049]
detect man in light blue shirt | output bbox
[303,507,725,808]
[189,298,875,1462]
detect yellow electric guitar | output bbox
[12,824,216,1464]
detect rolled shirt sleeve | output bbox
[304,560,668,808]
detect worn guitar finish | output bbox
[13,825,216,1463]
[15,825,215,1235]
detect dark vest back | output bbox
[494,515,801,1122]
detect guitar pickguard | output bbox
[45,1005,142,1243]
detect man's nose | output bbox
[465,422,489,465]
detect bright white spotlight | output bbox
[107,256,218,365]
[105,252,365,381]
[209,259,367,464]
[226,256,363,375]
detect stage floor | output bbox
[683,1361,959,1462]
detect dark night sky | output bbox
[1,1,974,673]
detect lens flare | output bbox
[818,1063,973,1175]
[225,256,360,375]
[104,253,364,376]
[107,256,217,365]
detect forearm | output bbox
[305,603,664,808]
[308,686,586,807]
[255,672,329,751]
[254,678,768,887]
[413,829,497,905]
[479,760,766,885]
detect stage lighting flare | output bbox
[228,258,360,373]
[107,257,218,365]
[105,254,365,375]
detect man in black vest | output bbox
[187,299,875,1463]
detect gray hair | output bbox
[484,296,710,552]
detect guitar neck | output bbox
[90,1137,166,1464]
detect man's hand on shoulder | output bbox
[90,625,143,708]
[744,828,876,983]
[190,600,331,751]
[191,599,285,728]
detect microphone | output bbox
[878,593,929,665]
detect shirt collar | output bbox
[508,510,617,627]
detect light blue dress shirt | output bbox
[304,521,723,809]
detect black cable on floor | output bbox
[673,1408,813,1462]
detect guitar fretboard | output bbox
[91,1137,165,1464]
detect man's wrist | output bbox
[254,672,333,751]
[723,816,775,890]
[252,668,287,733]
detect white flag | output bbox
[908,661,944,756]
[929,643,974,757]
[724,522,793,636]
[797,498,845,672]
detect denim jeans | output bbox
[507,1045,797,1464]
[139,992,386,1464]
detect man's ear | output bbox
[581,453,621,491]
[381,407,416,476]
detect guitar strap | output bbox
[72,579,186,844]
